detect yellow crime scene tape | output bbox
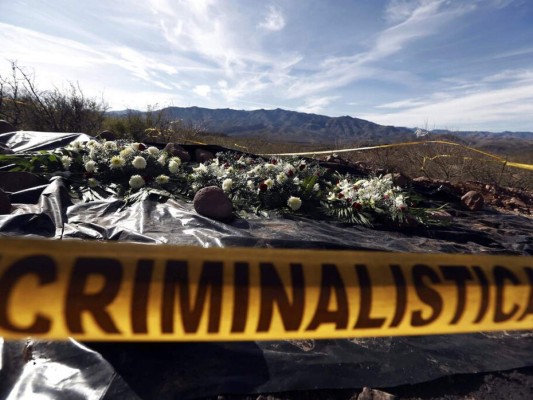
[0,238,531,341]
[260,140,533,171]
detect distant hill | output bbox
[107,106,533,153]
[110,106,416,144]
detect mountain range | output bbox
[109,106,532,146]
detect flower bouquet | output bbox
[1,139,440,227]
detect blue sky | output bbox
[1,0,533,132]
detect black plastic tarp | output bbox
[1,131,532,399]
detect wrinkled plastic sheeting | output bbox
[1,131,533,399]
[0,131,91,152]
[2,333,533,400]
[1,177,531,254]
[0,338,138,400]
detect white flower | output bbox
[86,140,99,148]
[157,154,167,166]
[61,156,72,170]
[85,160,97,173]
[120,147,134,158]
[129,175,145,189]
[248,165,263,176]
[276,172,287,184]
[247,180,255,190]
[265,163,277,172]
[193,163,208,174]
[109,155,125,169]
[88,178,99,188]
[170,156,182,166]
[395,195,406,208]
[264,178,274,189]
[284,165,295,176]
[104,141,117,151]
[168,160,181,174]
[132,156,147,169]
[155,174,170,184]
[287,196,302,211]
[222,178,233,192]
[67,141,83,152]
[131,142,142,151]
[313,183,320,192]
[147,146,159,156]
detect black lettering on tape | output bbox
[389,265,407,328]
[494,266,520,322]
[257,263,304,332]
[472,266,490,323]
[131,259,154,334]
[0,255,56,333]
[66,258,122,334]
[518,267,533,321]
[411,264,443,327]
[306,264,348,331]
[231,262,250,333]
[162,261,223,334]
[353,264,386,329]
[440,265,473,324]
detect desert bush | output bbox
[103,105,204,143]
[0,61,107,135]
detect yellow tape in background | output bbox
[260,140,533,171]
[0,238,531,341]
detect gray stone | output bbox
[0,120,15,134]
[0,189,11,214]
[193,186,233,221]
[195,148,214,163]
[357,387,397,400]
[461,190,484,211]
[164,143,191,162]
[0,171,48,192]
[507,197,528,210]
[97,130,116,141]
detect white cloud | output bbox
[287,0,474,99]
[296,96,339,114]
[258,5,286,31]
[384,0,423,23]
[361,70,533,130]
[193,84,211,97]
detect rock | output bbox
[0,189,11,214]
[357,387,397,400]
[0,172,48,192]
[0,120,15,134]
[507,197,527,209]
[461,190,484,211]
[193,186,233,221]
[413,176,431,183]
[0,143,14,154]
[164,143,191,162]
[97,130,116,141]
[195,149,214,163]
